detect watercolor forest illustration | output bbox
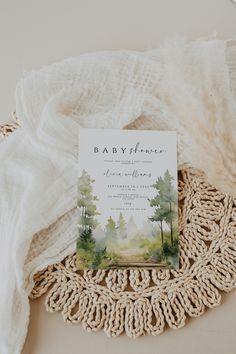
[77,169,179,270]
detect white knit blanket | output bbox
[0,38,236,354]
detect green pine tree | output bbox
[149,205,166,246]
[105,216,116,238]
[161,170,177,245]
[77,169,100,231]
[117,212,127,239]
[148,170,177,246]
[77,169,101,267]
[117,212,126,229]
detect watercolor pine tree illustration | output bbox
[77,169,178,269]
[77,169,121,269]
[105,216,116,238]
[77,169,107,268]
[147,170,178,268]
[117,212,126,239]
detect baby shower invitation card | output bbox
[77,128,179,270]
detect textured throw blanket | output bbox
[0,38,236,354]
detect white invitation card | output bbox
[77,128,178,269]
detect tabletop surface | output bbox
[1,1,236,354]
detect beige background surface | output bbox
[0,1,236,353]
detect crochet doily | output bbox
[1,120,236,338]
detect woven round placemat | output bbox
[1,120,236,338]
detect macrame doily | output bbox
[1,121,236,338]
